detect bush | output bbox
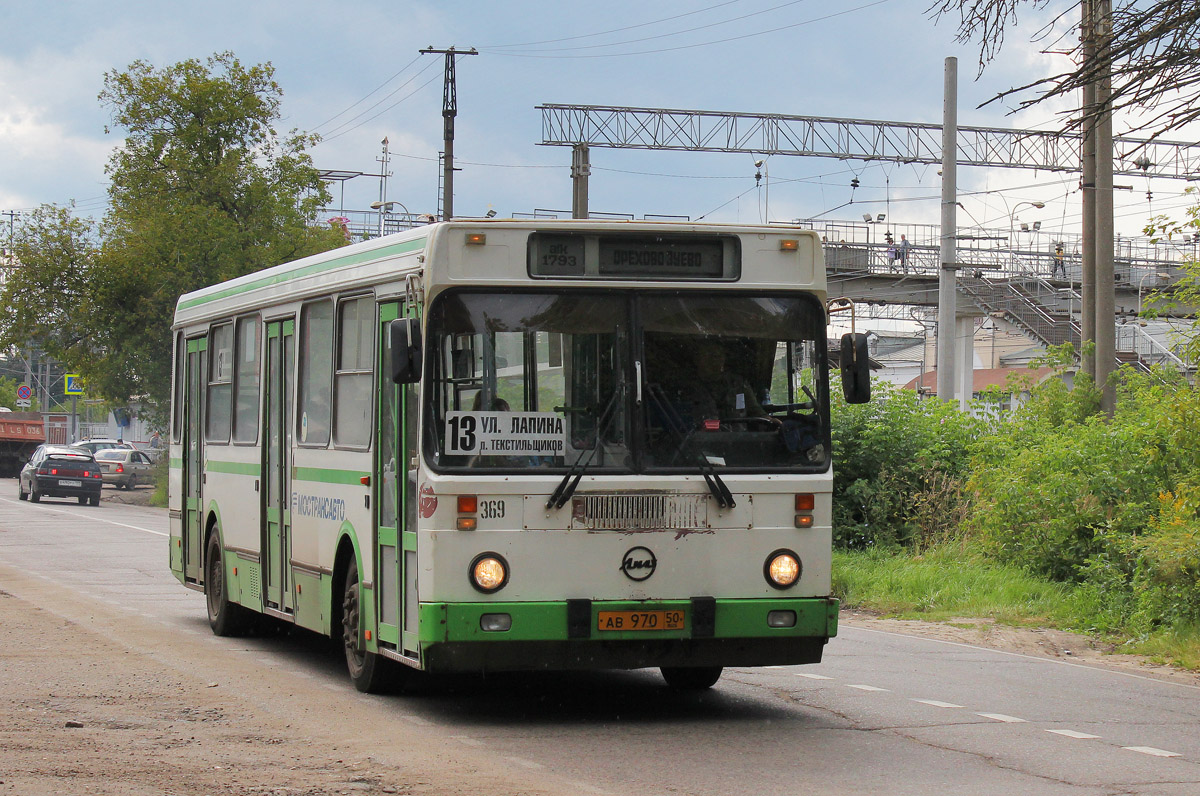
[831,383,985,549]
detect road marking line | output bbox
[451,736,483,747]
[506,756,545,770]
[846,684,889,691]
[403,716,432,726]
[1123,746,1180,757]
[976,713,1027,723]
[0,498,166,536]
[912,699,963,708]
[795,673,832,680]
[1046,729,1101,740]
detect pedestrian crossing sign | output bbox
[64,374,85,395]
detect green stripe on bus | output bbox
[205,460,261,476]
[177,238,427,310]
[292,467,368,485]
[418,597,837,644]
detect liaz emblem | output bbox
[620,546,657,581]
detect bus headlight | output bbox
[764,549,801,589]
[469,553,509,593]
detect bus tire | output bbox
[206,530,250,636]
[660,666,723,690]
[341,556,391,693]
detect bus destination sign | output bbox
[598,238,723,277]
[529,233,738,280]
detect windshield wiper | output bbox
[644,384,736,509]
[546,385,624,510]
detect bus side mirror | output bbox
[840,332,871,404]
[390,318,422,384]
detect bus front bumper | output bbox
[418,596,838,673]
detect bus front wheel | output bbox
[661,666,723,690]
[206,531,250,636]
[341,556,391,693]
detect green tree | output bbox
[0,52,344,423]
[0,205,103,371]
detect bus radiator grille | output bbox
[571,493,709,530]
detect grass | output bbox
[832,546,1075,626]
[833,545,1200,671]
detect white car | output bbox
[72,439,136,455]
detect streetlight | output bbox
[1138,270,1170,315]
[370,200,412,237]
[754,159,769,223]
[1006,200,1045,274]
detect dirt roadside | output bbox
[0,571,566,796]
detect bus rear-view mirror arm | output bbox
[390,318,422,384]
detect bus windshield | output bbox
[425,290,829,474]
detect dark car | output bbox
[18,445,103,506]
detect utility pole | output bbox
[420,46,477,221]
[1094,0,1117,415]
[936,57,959,405]
[571,144,590,219]
[1080,0,1117,414]
[1081,0,1097,384]
[376,137,391,237]
[2,210,20,267]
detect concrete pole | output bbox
[936,57,959,403]
[571,144,590,219]
[1094,0,1117,414]
[957,315,975,411]
[1080,0,1097,381]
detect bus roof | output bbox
[173,219,823,328]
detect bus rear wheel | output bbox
[661,666,723,690]
[341,556,392,693]
[206,531,250,636]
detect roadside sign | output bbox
[64,374,85,395]
[16,384,31,401]
[15,399,31,407]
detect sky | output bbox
[2,0,1197,248]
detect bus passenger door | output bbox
[263,319,294,613]
[183,336,207,584]
[376,302,420,660]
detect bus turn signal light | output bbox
[795,493,815,511]
[780,239,799,251]
[465,232,487,245]
[458,495,478,514]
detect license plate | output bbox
[597,609,686,632]
[58,479,82,487]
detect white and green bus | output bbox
[169,219,870,692]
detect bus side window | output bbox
[205,322,233,443]
[298,300,334,446]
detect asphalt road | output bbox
[2,479,1199,796]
